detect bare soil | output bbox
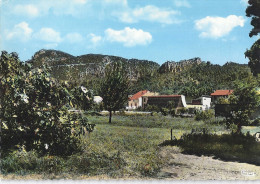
[158,146,260,180]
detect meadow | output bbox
[1,113,259,179]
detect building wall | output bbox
[128,99,140,109]
[143,95,187,109]
[201,97,211,110]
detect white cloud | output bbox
[195,15,245,39]
[118,5,180,24]
[173,0,191,8]
[34,28,62,43]
[88,33,102,46]
[12,0,89,17]
[0,0,10,7]
[105,27,152,47]
[13,4,39,17]
[6,22,33,41]
[65,33,83,43]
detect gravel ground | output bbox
[158,146,260,180]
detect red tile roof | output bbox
[148,95,181,98]
[129,90,148,100]
[211,90,233,96]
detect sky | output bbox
[0,0,259,65]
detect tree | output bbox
[226,77,260,133]
[99,61,129,123]
[246,0,260,37]
[245,39,260,76]
[0,51,94,156]
[245,0,260,76]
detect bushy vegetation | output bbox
[161,131,260,165]
[218,76,260,133]
[195,109,215,121]
[1,146,125,177]
[0,51,94,157]
[132,61,250,98]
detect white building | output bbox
[189,95,211,111]
[127,90,159,110]
[94,96,103,104]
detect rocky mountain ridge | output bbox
[159,57,203,73]
[28,49,207,81]
[28,49,160,81]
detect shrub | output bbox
[0,51,94,157]
[179,108,189,115]
[1,149,40,174]
[145,105,160,112]
[161,131,260,165]
[169,108,176,117]
[160,108,169,116]
[195,109,215,121]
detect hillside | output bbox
[27,49,251,97]
[28,49,160,81]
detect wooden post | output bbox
[203,128,206,135]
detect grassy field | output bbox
[2,113,259,179]
[87,114,228,132]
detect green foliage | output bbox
[216,97,230,104]
[69,85,93,110]
[99,61,130,123]
[195,110,215,121]
[144,104,160,112]
[162,132,260,165]
[1,148,124,176]
[251,118,260,126]
[134,61,250,98]
[179,107,189,115]
[246,0,260,37]
[245,0,260,76]
[160,108,169,116]
[225,77,260,133]
[245,39,260,76]
[0,51,94,156]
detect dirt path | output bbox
[159,146,260,180]
[2,146,260,180]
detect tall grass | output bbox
[83,124,170,177]
[87,114,227,133]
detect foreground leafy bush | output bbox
[0,51,94,156]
